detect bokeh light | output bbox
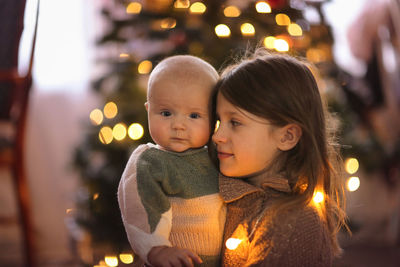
[345,158,359,174]
[160,18,177,29]
[274,38,289,52]
[113,123,127,141]
[174,0,190,9]
[313,191,324,204]
[90,109,103,125]
[288,23,303,36]
[104,256,118,267]
[263,36,276,49]
[128,123,144,140]
[215,24,231,37]
[104,102,118,119]
[99,126,113,144]
[347,176,360,192]
[255,1,271,13]
[275,13,291,26]
[119,253,134,264]
[223,6,241,17]
[240,23,255,36]
[126,2,142,14]
[138,60,153,74]
[190,2,206,14]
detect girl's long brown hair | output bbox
[214,48,348,255]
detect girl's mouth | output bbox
[217,152,233,160]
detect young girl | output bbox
[212,49,347,266]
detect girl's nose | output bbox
[212,125,226,143]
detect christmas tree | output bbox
[72,0,400,265]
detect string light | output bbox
[313,191,324,204]
[275,13,291,26]
[345,158,359,174]
[223,6,241,17]
[93,193,99,200]
[113,123,127,141]
[347,176,360,192]
[189,2,206,14]
[99,126,113,144]
[90,109,103,125]
[119,253,134,264]
[104,102,118,119]
[240,23,255,36]
[287,23,302,36]
[126,2,142,14]
[104,256,118,267]
[174,0,190,9]
[128,123,144,140]
[138,60,153,74]
[225,238,242,250]
[215,24,231,38]
[255,1,271,13]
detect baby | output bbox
[118,55,226,267]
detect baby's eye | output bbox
[189,113,200,119]
[161,111,171,117]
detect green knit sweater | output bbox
[118,143,226,266]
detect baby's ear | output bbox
[277,124,302,151]
[144,102,149,111]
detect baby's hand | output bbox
[147,245,203,267]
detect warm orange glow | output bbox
[160,18,177,29]
[113,123,127,141]
[288,23,302,36]
[119,253,134,264]
[138,60,153,74]
[275,13,291,26]
[255,1,271,13]
[345,158,359,174]
[214,120,220,133]
[190,2,206,14]
[313,191,324,204]
[240,23,255,36]
[119,53,129,58]
[128,123,144,140]
[226,238,242,250]
[90,109,104,125]
[66,208,73,214]
[215,24,231,37]
[126,2,142,14]
[104,102,118,119]
[263,36,276,49]
[99,126,113,144]
[223,6,241,17]
[347,176,360,192]
[174,0,190,9]
[104,256,118,266]
[93,193,99,200]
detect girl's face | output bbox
[212,92,282,177]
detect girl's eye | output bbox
[230,120,241,127]
[189,113,200,119]
[161,111,171,117]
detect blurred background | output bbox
[0,0,399,266]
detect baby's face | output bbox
[146,76,212,152]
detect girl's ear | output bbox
[144,102,149,111]
[277,124,302,151]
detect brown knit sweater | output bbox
[219,173,333,267]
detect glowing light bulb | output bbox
[99,126,113,144]
[274,39,289,52]
[128,123,144,140]
[190,2,206,14]
[347,176,360,192]
[223,6,241,17]
[226,238,242,250]
[104,102,118,119]
[255,1,271,13]
[138,60,153,74]
[313,191,324,204]
[119,253,134,264]
[104,256,118,267]
[93,193,99,200]
[288,23,302,36]
[345,158,359,174]
[240,23,255,36]
[275,13,290,26]
[215,24,231,38]
[126,2,142,14]
[113,123,127,141]
[90,109,103,125]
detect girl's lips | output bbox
[217,152,233,160]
